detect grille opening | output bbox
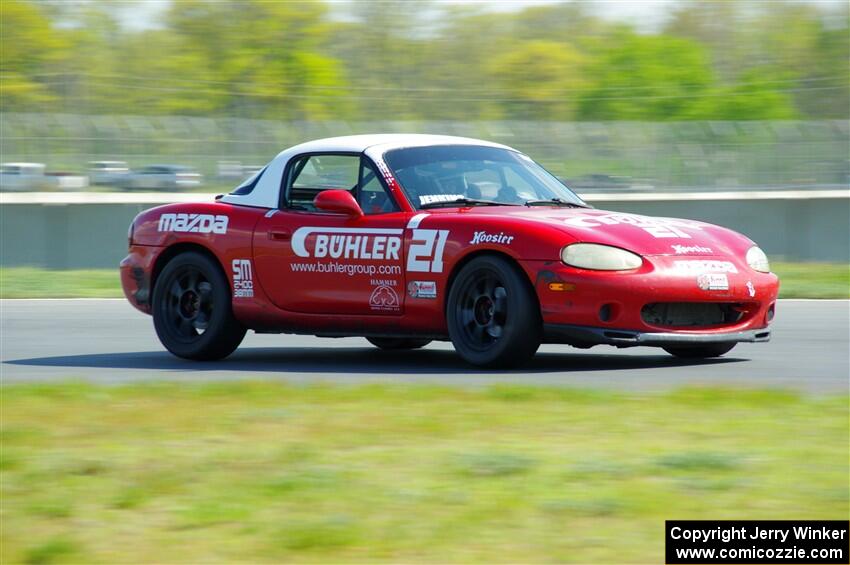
[641,302,745,328]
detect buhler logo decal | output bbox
[291,227,403,261]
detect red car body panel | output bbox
[120,138,779,350]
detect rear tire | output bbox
[366,337,431,350]
[152,251,246,360]
[447,255,541,368]
[663,343,736,358]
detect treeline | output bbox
[2,0,848,121]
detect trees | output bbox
[111,0,349,119]
[576,33,715,121]
[0,0,67,111]
[490,41,585,120]
[665,0,849,120]
[1,0,846,121]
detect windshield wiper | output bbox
[524,198,587,208]
[420,198,520,209]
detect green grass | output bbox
[2,263,846,299]
[1,382,847,563]
[0,268,122,298]
[771,262,850,299]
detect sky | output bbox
[112,0,845,32]
[113,0,683,31]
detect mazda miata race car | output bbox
[120,135,779,367]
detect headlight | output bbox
[562,243,643,271]
[746,246,770,273]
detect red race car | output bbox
[120,135,779,367]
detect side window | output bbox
[286,154,359,210]
[358,159,398,215]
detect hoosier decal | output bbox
[672,244,712,254]
[470,231,514,245]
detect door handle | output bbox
[269,230,291,241]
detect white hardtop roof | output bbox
[220,134,518,209]
[1,162,45,167]
[276,134,513,158]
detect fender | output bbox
[129,201,271,325]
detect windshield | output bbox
[383,145,585,209]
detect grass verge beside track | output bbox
[0,268,121,299]
[770,262,850,299]
[1,382,847,563]
[1,263,847,299]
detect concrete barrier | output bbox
[1,190,847,269]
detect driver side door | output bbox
[253,153,408,316]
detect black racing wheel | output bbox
[663,343,736,359]
[152,251,246,360]
[447,255,541,368]
[366,337,431,350]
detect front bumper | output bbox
[523,254,780,346]
[120,245,160,314]
[544,323,771,348]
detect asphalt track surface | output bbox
[1,299,848,392]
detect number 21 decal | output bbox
[407,229,449,273]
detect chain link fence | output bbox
[1,113,847,192]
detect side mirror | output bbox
[314,190,363,217]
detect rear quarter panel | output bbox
[128,202,271,324]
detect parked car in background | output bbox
[565,173,655,192]
[217,161,244,180]
[88,161,129,185]
[121,165,203,190]
[217,160,265,180]
[0,163,48,190]
[0,162,89,191]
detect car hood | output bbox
[456,206,751,257]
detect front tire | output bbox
[663,343,736,358]
[447,255,541,368]
[152,251,246,360]
[366,337,431,350]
